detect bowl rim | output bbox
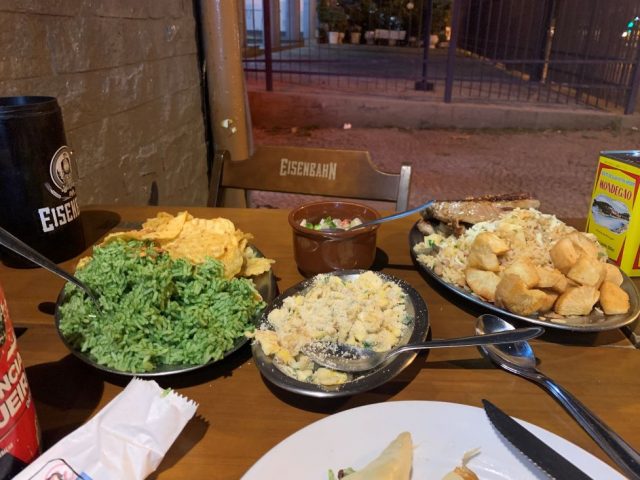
[288,200,381,237]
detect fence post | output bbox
[262,0,273,91]
[533,0,556,82]
[444,0,462,103]
[415,0,434,91]
[625,42,640,114]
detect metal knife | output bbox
[482,399,594,480]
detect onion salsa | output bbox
[300,216,363,231]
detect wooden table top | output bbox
[2,205,639,479]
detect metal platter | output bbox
[409,222,640,332]
[251,270,430,398]
[54,246,277,377]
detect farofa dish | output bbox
[58,212,274,373]
[413,208,630,319]
[252,271,411,386]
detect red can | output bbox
[0,284,40,478]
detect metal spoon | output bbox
[348,200,435,231]
[321,200,435,233]
[302,324,544,372]
[0,225,101,309]
[475,313,640,480]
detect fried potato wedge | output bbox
[467,250,500,271]
[503,258,540,288]
[604,263,624,286]
[473,232,510,255]
[550,237,580,274]
[566,254,606,288]
[467,232,508,271]
[599,281,630,315]
[495,274,548,316]
[566,231,600,259]
[535,266,568,293]
[465,268,501,302]
[539,290,559,313]
[554,286,600,316]
[550,274,569,294]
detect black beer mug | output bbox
[0,97,84,267]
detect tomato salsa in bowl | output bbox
[288,201,380,276]
[299,216,364,231]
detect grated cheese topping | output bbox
[252,271,410,386]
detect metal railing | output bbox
[242,0,640,113]
[448,0,640,112]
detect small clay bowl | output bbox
[288,201,381,276]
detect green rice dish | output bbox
[58,239,265,373]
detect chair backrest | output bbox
[210,146,412,211]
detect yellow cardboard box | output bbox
[585,150,640,276]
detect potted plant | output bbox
[318,1,348,44]
[329,7,348,44]
[362,0,378,44]
[344,2,365,44]
[432,0,451,47]
[317,0,330,43]
[349,25,362,44]
[316,27,328,44]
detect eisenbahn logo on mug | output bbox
[46,146,76,200]
[39,145,81,234]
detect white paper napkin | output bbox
[16,378,198,480]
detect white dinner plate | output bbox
[242,400,623,479]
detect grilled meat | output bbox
[418,193,540,236]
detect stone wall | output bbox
[0,0,209,206]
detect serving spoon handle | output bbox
[0,225,100,307]
[512,368,640,479]
[347,200,435,231]
[389,327,544,358]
